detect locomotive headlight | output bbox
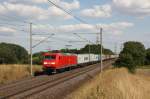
[50,62,55,65]
[44,62,48,64]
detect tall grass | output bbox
[67,68,150,99]
[0,64,42,84]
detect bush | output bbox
[145,48,150,65]
[0,43,28,64]
[115,53,135,73]
[32,52,44,65]
[115,41,146,73]
[0,46,18,64]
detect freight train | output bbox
[43,53,117,73]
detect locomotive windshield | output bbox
[45,55,56,60]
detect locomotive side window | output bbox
[45,55,56,60]
[59,56,61,60]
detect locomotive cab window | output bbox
[45,55,56,60]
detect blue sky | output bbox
[0,0,150,53]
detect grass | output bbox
[137,65,150,69]
[0,64,42,84]
[67,68,150,99]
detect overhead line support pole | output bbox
[30,23,33,76]
[88,41,91,62]
[100,28,103,72]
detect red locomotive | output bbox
[43,53,77,73]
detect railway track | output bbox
[0,60,114,99]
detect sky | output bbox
[0,0,150,53]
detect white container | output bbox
[77,54,90,64]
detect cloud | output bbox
[7,0,80,10]
[99,22,134,35]
[32,36,46,41]
[33,22,134,35]
[8,0,47,4]
[0,4,7,14]
[0,27,16,36]
[48,6,72,19]
[0,2,73,21]
[59,24,94,32]
[59,22,133,35]
[0,27,16,33]
[60,0,80,10]
[0,0,80,21]
[81,4,112,18]
[0,2,49,20]
[113,0,150,17]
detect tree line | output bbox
[114,41,150,73]
[60,44,114,55]
[0,43,114,64]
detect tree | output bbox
[8,44,28,63]
[59,44,114,55]
[145,48,150,65]
[80,44,114,55]
[114,41,146,72]
[115,53,135,72]
[0,46,17,64]
[0,43,28,64]
[60,48,79,54]
[80,44,102,54]
[33,52,44,65]
[103,48,114,55]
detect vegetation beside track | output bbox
[0,65,42,84]
[67,68,150,99]
[0,43,28,64]
[115,41,150,73]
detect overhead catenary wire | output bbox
[0,21,54,38]
[0,1,102,48]
[0,22,26,27]
[73,33,93,61]
[31,22,60,37]
[47,0,89,24]
[68,40,87,43]
[1,4,29,23]
[73,33,94,44]
[32,33,53,35]
[0,14,54,33]
[51,36,74,42]
[68,41,92,49]
[34,40,54,43]
[0,24,28,33]
[46,0,102,58]
[0,14,29,24]
[47,0,101,31]
[32,33,55,48]
[73,32,99,34]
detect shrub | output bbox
[0,43,28,64]
[114,41,146,73]
[145,48,150,65]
